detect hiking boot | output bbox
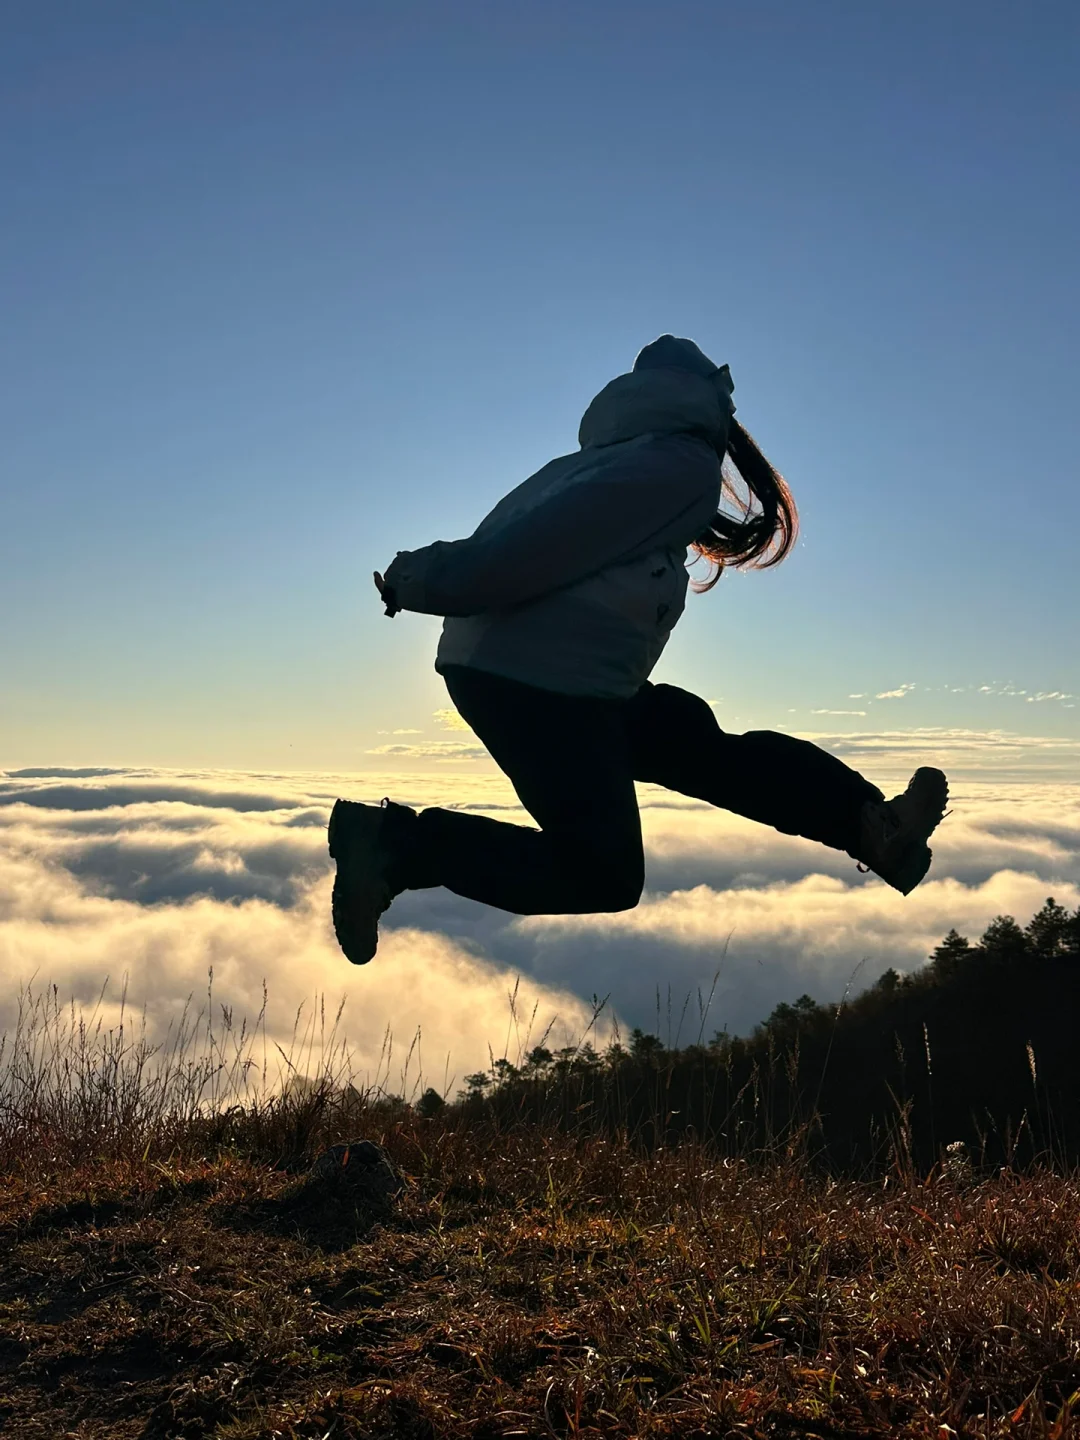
[328,798,415,964]
[855,767,949,896]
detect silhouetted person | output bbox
[330,336,948,964]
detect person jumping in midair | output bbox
[329,336,948,965]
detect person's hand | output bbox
[373,571,400,618]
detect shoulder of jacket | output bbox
[588,432,722,479]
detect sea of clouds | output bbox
[2,731,1079,1091]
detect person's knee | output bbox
[642,684,723,745]
[597,875,644,912]
[571,856,644,913]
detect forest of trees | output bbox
[426,898,1080,1172]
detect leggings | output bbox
[397,665,884,915]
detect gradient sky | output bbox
[3,1,1078,771]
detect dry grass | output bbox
[5,985,1080,1437]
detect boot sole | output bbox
[889,842,933,897]
[328,800,390,965]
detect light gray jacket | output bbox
[383,364,735,699]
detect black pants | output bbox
[399,665,884,916]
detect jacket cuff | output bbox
[383,550,429,612]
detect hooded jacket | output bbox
[383,337,735,699]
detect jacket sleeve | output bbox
[383,436,722,617]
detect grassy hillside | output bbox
[4,899,1080,1437]
[6,1126,1080,1437]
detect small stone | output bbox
[309,1139,403,1207]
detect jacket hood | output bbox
[578,365,735,450]
[633,334,721,378]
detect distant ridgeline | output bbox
[451,900,1080,1172]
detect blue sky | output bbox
[3,0,1078,770]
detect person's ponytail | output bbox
[691,419,798,589]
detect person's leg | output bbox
[391,667,645,915]
[625,682,883,855]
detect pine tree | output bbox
[1026,897,1073,958]
[980,915,1029,966]
[931,929,973,980]
[629,1028,665,1062]
[415,1087,446,1118]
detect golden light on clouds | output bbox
[1,733,1078,1075]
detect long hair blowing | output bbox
[691,419,798,590]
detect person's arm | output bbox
[381,436,721,617]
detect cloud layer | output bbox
[0,768,600,1093]
[1,744,1078,1076]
